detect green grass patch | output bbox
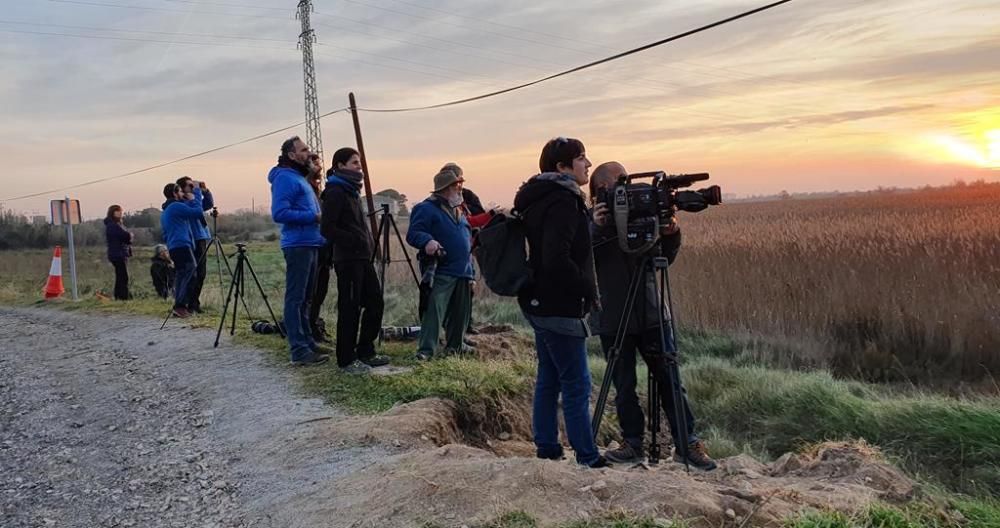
[684,357,1000,495]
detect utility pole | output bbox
[296,0,323,163]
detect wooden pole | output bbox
[348,92,381,244]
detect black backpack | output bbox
[475,210,532,296]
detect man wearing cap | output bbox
[406,167,475,361]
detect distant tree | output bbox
[374,188,409,217]
[778,190,791,200]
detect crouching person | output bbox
[590,161,716,470]
[514,137,606,468]
[406,167,474,361]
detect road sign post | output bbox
[50,198,82,301]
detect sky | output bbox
[1,0,998,217]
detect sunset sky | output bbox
[1,0,997,217]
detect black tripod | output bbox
[214,243,283,347]
[591,248,690,467]
[369,203,420,290]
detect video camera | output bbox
[597,171,721,254]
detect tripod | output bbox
[591,247,690,467]
[369,203,420,290]
[214,243,283,347]
[159,207,250,330]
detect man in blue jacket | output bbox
[160,182,204,318]
[269,136,331,366]
[176,176,214,314]
[406,167,474,361]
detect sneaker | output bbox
[415,351,433,361]
[290,354,330,367]
[361,354,391,367]
[340,360,372,374]
[587,455,611,469]
[172,307,191,318]
[465,326,480,335]
[462,337,477,348]
[313,331,332,344]
[673,440,717,471]
[312,343,336,356]
[444,344,476,357]
[605,442,643,464]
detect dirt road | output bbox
[0,307,383,528]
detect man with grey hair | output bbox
[406,167,475,361]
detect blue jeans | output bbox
[168,247,195,310]
[283,246,319,361]
[530,324,600,466]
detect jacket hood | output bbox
[161,198,176,211]
[269,160,308,183]
[514,172,584,211]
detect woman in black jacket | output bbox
[103,204,133,300]
[513,137,605,468]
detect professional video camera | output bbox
[597,172,722,254]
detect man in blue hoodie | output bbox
[160,182,204,318]
[176,176,214,313]
[406,167,474,361]
[268,136,330,367]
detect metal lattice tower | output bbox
[296,0,323,163]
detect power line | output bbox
[0,27,293,50]
[1,109,350,202]
[357,0,796,113]
[47,0,290,20]
[0,19,294,44]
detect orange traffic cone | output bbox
[43,246,66,300]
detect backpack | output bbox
[475,210,532,296]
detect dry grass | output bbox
[671,183,1000,385]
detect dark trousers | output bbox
[309,246,333,333]
[169,247,196,311]
[599,327,698,451]
[110,259,129,300]
[283,247,318,362]
[333,260,384,367]
[188,238,209,309]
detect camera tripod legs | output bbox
[214,246,283,348]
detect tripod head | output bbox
[210,207,219,218]
[234,243,247,253]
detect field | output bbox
[1,184,999,520]
[671,183,1000,386]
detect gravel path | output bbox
[0,307,384,528]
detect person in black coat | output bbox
[513,137,606,468]
[104,204,133,300]
[320,147,390,373]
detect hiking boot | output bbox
[673,440,717,471]
[313,331,332,344]
[361,354,391,367]
[536,447,564,461]
[587,455,611,469]
[189,305,204,314]
[312,343,335,356]
[465,326,480,335]
[290,354,330,367]
[172,307,191,318]
[340,360,372,375]
[604,442,643,464]
[463,337,477,348]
